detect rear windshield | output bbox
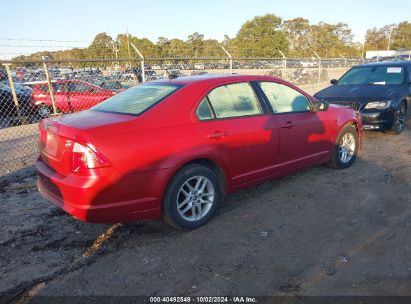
[92,83,182,115]
[338,66,405,85]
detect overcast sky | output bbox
[1,0,410,59]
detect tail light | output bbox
[71,141,111,172]
[39,120,47,145]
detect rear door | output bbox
[256,81,331,171]
[33,82,70,113]
[195,81,280,187]
[68,81,108,111]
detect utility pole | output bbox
[277,49,287,80]
[126,28,131,64]
[314,52,321,91]
[111,41,119,70]
[221,46,233,74]
[131,42,145,82]
[387,27,395,51]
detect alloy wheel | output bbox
[177,176,215,222]
[338,133,356,163]
[394,103,406,132]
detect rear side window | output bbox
[196,98,214,120]
[258,82,311,113]
[205,82,262,119]
[69,82,94,93]
[36,84,49,92]
[92,83,182,115]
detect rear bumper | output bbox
[36,159,164,223]
[361,108,394,130]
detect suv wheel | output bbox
[392,102,406,134]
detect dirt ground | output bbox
[0,118,410,302]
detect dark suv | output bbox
[314,61,411,134]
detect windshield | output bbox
[338,66,405,85]
[92,83,182,115]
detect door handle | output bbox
[281,121,295,129]
[207,131,229,139]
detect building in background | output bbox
[365,49,411,59]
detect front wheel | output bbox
[162,164,222,230]
[391,102,407,134]
[327,124,359,169]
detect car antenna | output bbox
[165,69,178,80]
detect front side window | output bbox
[258,82,311,113]
[92,83,182,115]
[206,82,262,119]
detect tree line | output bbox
[12,15,411,63]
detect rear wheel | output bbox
[328,124,359,169]
[162,164,221,230]
[391,102,407,134]
[37,104,53,119]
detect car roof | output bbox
[356,60,411,68]
[148,74,279,85]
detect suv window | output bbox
[206,82,262,119]
[258,82,311,113]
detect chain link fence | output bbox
[0,56,367,179]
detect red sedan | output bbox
[36,75,362,230]
[31,80,114,117]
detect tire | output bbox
[37,104,53,119]
[327,124,359,169]
[162,164,222,230]
[391,102,407,134]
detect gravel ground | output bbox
[0,120,410,302]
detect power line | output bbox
[0,37,90,43]
[0,44,88,48]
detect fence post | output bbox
[130,42,145,82]
[277,50,287,80]
[314,52,321,91]
[339,53,347,67]
[221,46,233,74]
[42,56,58,115]
[3,63,26,124]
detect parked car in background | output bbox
[151,64,161,70]
[314,61,411,134]
[145,70,161,81]
[31,79,115,117]
[36,74,361,230]
[0,82,34,118]
[0,68,7,81]
[194,63,205,70]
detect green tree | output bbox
[88,32,115,59]
[233,14,289,57]
[282,18,312,56]
[311,22,356,57]
[392,22,411,49]
[187,32,205,56]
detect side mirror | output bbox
[313,101,329,112]
[330,79,338,85]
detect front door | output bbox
[195,82,280,187]
[256,81,331,171]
